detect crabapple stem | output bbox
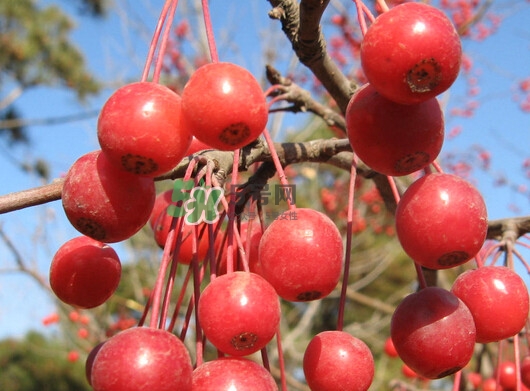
[376,0,389,13]
[152,0,179,83]
[141,0,174,82]
[414,262,428,289]
[452,370,462,391]
[275,327,288,391]
[352,0,375,36]
[337,154,359,331]
[201,0,219,62]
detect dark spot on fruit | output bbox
[407,58,442,93]
[296,291,322,301]
[438,251,470,266]
[121,154,158,175]
[436,366,462,379]
[219,123,250,146]
[76,218,106,241]
[394,152,430,174]
[231,332,258,350]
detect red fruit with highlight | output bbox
[181,62,268,150]
[451,266,529,343]
[198,271,280,356]
[90,327,192,391]
[192,357,278,391]
[303,331,375,391]
[258,208,343,301]
[361,2,462,104]
[395,173,487,269]
[49,236,121,309]
[346,83,444,176]
[62,150,156,243]
[98,82,191,177]
[390,287,476,379]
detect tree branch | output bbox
[267,0,356,112]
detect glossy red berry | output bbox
[395,173,488,269]
[346,83,444,176]
[49,236,121,309]
[198,271,281,356]
[90,327,192,391]
[62,150,156,243]
[98,82,192,177]
[258,208,343,301]
[361,2,462,104]
[384,336,398,358]
[390,287,476,379]
[181,62,268,150]
[452,266,529,343]
[192,357,278,391]
[496,361,517,390]
[303,331,374,391]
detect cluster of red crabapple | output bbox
[44,1,530,390]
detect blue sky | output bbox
[0,0,529,339]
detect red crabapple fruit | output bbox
[181,62,268,150]
[90,327,192,391]
[521,356,530,388]
[395,173,487,269]
[451,266,529,343]
[303,331,374,391]
[496,361,517,390]
[258,208,343,301]
[346,83,444,176]
[49,236,121,309]
[390,287,476,379]
[62,150,156,243]
[198,271,281,356]
[97,82,192,177]
[361,2,462,104]
[192,357,278,391]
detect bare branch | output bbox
[267,0,355,112]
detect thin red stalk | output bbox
[167,266,193,332]
[513,245,530,273]
[514,333,522,391]
[432,160,445,173]
[225,149,241,274]
[141,0,173,82]
[353,0,369,36]
[452,370,462,391]
[193,244,205,367]
[149,219,183,329]
[152,0,179,83]
[201,0,219,63]
[387,175,401,204]
[261,128,296,211]
[337,155,358,331]
[275,328,288,391]
[376,0,389,13]
[414,262,428,289]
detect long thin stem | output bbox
[201,0,219,62]
[337,154,358,331]
[153,0,180,83]
[141,0,174,82]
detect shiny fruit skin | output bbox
[181,62,268,151]
[50,236,121,309]
[303,331,374,391]
[62,150,156,243]
[451,266,529,343]
[192,357,278,391]
[346,83,444,176]
[198,271,281,356]
[90,327,192,391]
[390,287,476,379]
[361,2,462,105]
[258,208,343,301]
[98,82,191,177]
[395,173,487,269]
